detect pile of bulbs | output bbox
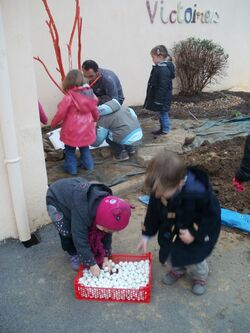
[79,259,150,289]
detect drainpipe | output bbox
[0,5,31,241]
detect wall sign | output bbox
[146,1,220,24]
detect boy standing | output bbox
[137,151,221,295]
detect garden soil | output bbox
[44,90,250,214]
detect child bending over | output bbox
[47,177,132,276]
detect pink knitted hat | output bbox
[95,196,132,231]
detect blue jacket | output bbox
[92,99,143,147]
[144,61,175,112]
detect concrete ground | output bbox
[0,191,250,333]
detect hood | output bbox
[87,183,113,220]
[165,61,175,79]
[68,87,97,114]
[157,61,175,79]
[98,99,121,117]
[183,167,209,194]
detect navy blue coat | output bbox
[142,168,221,267]
[92,68,124,105]
[144,61,175,112]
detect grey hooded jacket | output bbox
[46,177,112,266]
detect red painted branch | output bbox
[70,1,79,48]
[42,0,65,81]
[46,20,65,81]
[77,16,82,70]
[42,0,59,43]
[67,0,79,69]
[33,56,65,94]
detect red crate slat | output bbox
[74,252,152,303]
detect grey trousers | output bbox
[169,259,209,282]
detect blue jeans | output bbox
[159,111,170,133]
[64,145,94,175]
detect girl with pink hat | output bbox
[46,177,132,276]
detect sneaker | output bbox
[192,280,206,295]
[113,150,130,161]
[151,129,168,136]
[64,166,78,176]
[162,270,184,285]
[70,255,81,271]
[125,146,136,155]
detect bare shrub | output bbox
[172,37,229,95]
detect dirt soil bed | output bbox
[133,91,249,213]
[135,90,250,120]
[182,137,250,213]
[45,91,250,214]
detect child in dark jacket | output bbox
[51,70,98,175]
[233,134,250,192]
[46,177,132,276]
[144,45,175,136]
[92,99,143,161]
[137,151,221,295]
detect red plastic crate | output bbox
[74,252,152,303]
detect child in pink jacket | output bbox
[38,101,48,125]
[51,70,98,175]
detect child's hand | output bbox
[137,238,148,253]
[102,257,112,273]
[179,229,194,244]
[90,264,101,277]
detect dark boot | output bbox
[151,129,168,136]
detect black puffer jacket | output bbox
[144,61,175,112]
[142,168,221,267]
[235,134,250,182]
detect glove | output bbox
[232,177,245,192]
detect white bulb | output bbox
[80,259,149,289]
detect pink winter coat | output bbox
[38,101,48,125]
[51,87,99,147]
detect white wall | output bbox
[29,0,250,120]
[0,140,18,239]
[0,0,49,241]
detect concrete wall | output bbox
[29,0,250,120]
[0,0,49,241]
